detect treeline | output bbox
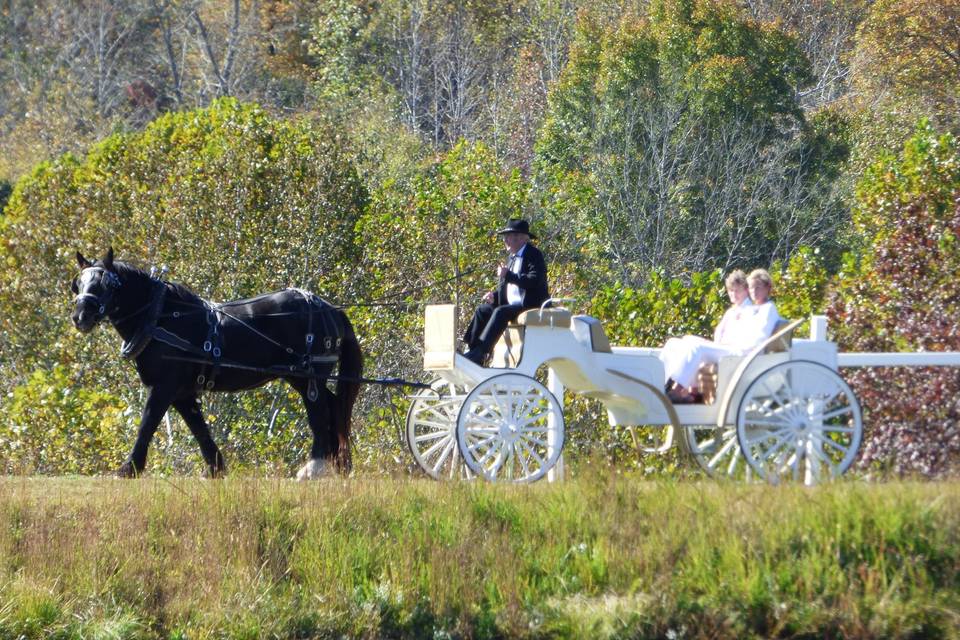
[0,0,958,477]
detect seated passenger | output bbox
[661,269,780,403]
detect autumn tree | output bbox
[828,122,960,476]
[535,0,849,285]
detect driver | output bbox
[462,219,550,365]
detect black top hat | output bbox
[495,218,537,239]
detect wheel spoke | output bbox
[513,393,536,422]
[421,434,453,460]
[804,442,840,470]
[760,378,792,408]
[414,430,450,444]
[742,428,787,447]
[463,425,499,435]
[489,443,509,476]
[820,405,854,422]
[515,442,534,477]
[709,435,739,469]
[475,439,503,468]
[467,432,498,451]
[725,447,742,475]
[430,438,457,473]
[809,431,850,454]
[518,438,547,471]
[467,413,505,429]
[743,417,791,429]
[760,434,795,466]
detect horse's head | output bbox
[71,248,120,333]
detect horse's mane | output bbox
[112,260,206,307]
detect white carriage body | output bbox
[411,304,882,484]
[424,304,838,429]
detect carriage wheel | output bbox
[679,425,757,481]
[736,361,862,485]
[405,378,472,480]
[456,373,564,483]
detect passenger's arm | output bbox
[756,303,781,338]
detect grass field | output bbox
[1,473,958,639]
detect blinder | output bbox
[74,266,122,324]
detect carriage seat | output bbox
[572,315,612,353]
[698,318,794,404]
[517,308,573,328]
[490,308,575,367]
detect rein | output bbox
[332,268,480,309]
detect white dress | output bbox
[660,300,781,389]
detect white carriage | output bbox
[406,302,866,484]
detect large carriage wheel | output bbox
[406,378,472,480]
[680,425,757,481]
[456,373,564,482]
[736,361,862,484]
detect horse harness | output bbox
[77,267,344,400]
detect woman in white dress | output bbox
[661,269,780,402]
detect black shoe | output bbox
[463,348,485,365]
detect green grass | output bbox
[1,475,958,639]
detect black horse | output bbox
[70,248,362,479]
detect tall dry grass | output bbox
[1,474,958,639]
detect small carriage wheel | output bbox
[456,373,564,483]
[405,378,472,480]
[736,361,862,485]
[679,425,758,482]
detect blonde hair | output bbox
[747,268,773,289]
[724,269,747,289]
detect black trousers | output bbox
[463,303,525,354]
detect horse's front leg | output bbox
[118,383,179,478]
[172,395,226,478]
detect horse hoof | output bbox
[296,459,329,481]
[117,462,139,478]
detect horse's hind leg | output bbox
[172,395,227,478]
[289,380,338,480]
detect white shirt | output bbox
[714,298,753,344]
[723,300,781,351]
[506,243,527,305]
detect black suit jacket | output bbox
[493,243,550,309]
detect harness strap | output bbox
[119,282,167,360]
[297,289,321,401]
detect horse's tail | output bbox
[334,312,363,472]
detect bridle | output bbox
[74,266,122,324]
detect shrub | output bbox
[0,98,367,474]
[0,366,130,474]
[828,121,960,476]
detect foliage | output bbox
[1,477,959,639]
[0,366,130,475]
[0,98,367,474]
[851,0,960,135]
[535,0,847,286]
[770,246,830,324]
[828,122,960,476]
[845,0,960,188]
[0,179,12,215]
[351,140,531,467]
[591,269,729,347]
